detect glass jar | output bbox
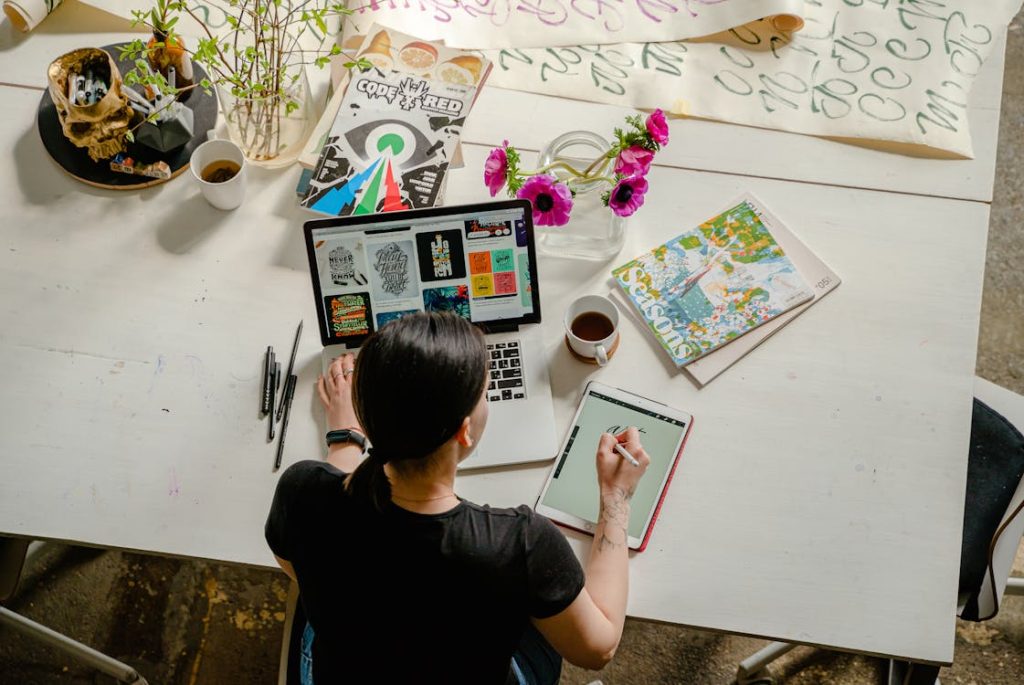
[535,130,626,261]
[147,32,194,100]
[217,61,313,168]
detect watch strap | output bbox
[326,428,367,449]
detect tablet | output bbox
[535,382,693,551]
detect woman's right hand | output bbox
[595,427,650,498]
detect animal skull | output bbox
[47,48,133,162]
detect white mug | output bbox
[564,294,620,366]
[190,138,247,210]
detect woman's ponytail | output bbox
[344,448,392,512]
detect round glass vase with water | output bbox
[535,131,626,261]
[217,60,313,169]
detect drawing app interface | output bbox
[312,207,534,343]
[541,392,688,538]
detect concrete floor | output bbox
[3,14,1024,685]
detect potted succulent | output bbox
[121,0,368,166]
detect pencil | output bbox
[276,320,303,422]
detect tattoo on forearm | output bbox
[597,486,633,552]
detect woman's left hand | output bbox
[318,354,362,433]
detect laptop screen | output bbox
[304,200,541,348]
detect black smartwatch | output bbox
[325,429,367,450]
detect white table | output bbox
[0,5,1007,667]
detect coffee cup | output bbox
[190,138,247,210]
[564,295,620,366]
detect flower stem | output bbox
[522,152,612,180]
[520,160,588,177]
[582,153,612,177]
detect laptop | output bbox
[303,199,557,469]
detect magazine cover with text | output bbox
[612,195,814,367]
[301,68,474,217]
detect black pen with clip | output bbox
[268,361,280,441]
[261,346,274,415]
[274,375,298,471]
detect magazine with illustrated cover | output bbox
[300,23,492,169]
[301,68,474,217]
[611,197,841,383]
[612,194,815,367]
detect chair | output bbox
[0,539,150,684]
[735,377,1024,685]
[277,580,305,685]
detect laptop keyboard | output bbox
[486,341,526,403]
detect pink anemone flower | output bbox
[517,174,573,226]
[483,142,509,196]
[608,175,649,217]
[645,109,669,146]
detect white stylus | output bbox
[612,441,641,467]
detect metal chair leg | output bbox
[1005,577,1024,596]
[0,606,148,685]
[887,659,940,685]
[736,642,798,684]
[23,541,48,569]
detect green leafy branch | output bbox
[123,0,362,105]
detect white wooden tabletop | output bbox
[0,7,1005,666]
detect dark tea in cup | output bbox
[571,311,615,341]
[201,160,241,183]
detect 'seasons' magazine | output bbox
[612,195,814,367]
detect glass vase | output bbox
[217,62,313,168]
[535,130,626,261]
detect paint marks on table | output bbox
[169,467,181,497]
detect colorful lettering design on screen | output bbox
[468,249,518,299]
[415,229,467,282]
[464,218,514,241]
[325,293,375,339]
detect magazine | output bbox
[301,68,474,217]
[612,195,814,367]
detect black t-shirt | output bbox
[265,460,585,684]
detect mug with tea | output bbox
[190,138,247,210]
[564,294,620,366]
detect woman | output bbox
[266,312,650,684]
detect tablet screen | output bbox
[540,390,689,539]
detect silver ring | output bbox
[342,369,354,376]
